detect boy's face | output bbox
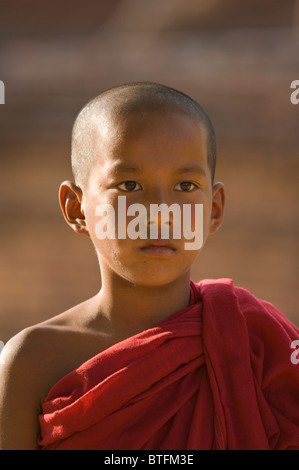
[77,109,224,287]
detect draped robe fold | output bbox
[38,279,299,450]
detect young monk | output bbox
[0,82,298,450]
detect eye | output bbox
[117,181,142,192]
[174,181,198,192]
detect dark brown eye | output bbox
[174,182,197,192]
[117,181,141,192]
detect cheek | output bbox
[203,204,212,239]
[92,235,132,277]
[84,195,118,241]
[83,200,133,262]
[182,201,211,244]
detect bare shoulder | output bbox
[0,296,105,449]
[0,323,66,408]
[1,324,54,381]
[2,321,56,357]
[1,295,100,388]
[0,324,57,449]
[0,294,115,400]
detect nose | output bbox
[141,186,184,243]
[143,184,174,228]
[146,206,173,229]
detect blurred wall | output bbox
[0,0,298,342]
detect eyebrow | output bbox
[174,163,207,177]
[108,162,144,174]
[107,161,206,177]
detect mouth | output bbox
[139,239,177,257]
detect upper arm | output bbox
[0,329,43,450]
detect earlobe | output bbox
[59,181,90,238]
[209,182,225,235]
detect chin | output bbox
[119,266,190,289]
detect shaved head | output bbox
[71,82,216,187]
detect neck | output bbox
[95,271,191,336]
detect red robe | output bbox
[38,279,299,450]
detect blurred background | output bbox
[0,0,298,342]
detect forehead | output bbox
[94,109,208,170]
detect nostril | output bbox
[148,219,171,225]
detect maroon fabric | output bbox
[38,279,299,450]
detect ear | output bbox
[59,181,90,238]
[209,182,225,235]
